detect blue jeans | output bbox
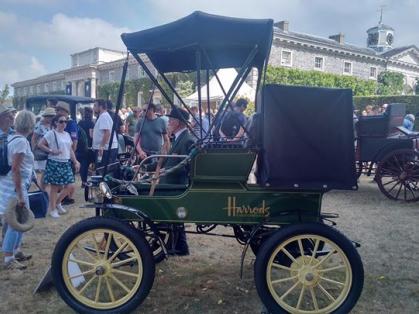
[2,221,23,254]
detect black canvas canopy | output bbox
[258,85,358,191]
[121,11,273,73]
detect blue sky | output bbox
[1,0,418,92]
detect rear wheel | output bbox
[51,217,155,314]
[376,149,419,202]
[255,223,364,314]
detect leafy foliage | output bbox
[377,71,404,95]
[265,66,378,96]
[0,84,10,105]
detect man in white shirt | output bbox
[92,99,119,167]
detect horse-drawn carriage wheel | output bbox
[51,217,155,314]
[376,149,419,202]
[254,223,364,314]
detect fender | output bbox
[85,203,168,258]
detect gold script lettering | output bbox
[223,197,270,217]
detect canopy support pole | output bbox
[196,49,203,139]
[206,69,211,126]
[132,54,199,139]
[202,45,258,140]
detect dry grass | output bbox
[0,176,418,313]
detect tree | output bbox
[0,84,10,105]
[176,80,194,98]
[377,71,404,95]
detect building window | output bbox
[343,61,352,75]
[109,71,115,82]
[44,83,49,93]
[314,57,324,70]
[138,66,146,78]
[281,50,292,66]
[370,67,377,79]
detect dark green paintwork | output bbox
[105,149,323,225]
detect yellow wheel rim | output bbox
[62,229,143,310]
[266,235,352,314]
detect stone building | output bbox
[12,18,419,104]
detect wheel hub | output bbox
[95,264,108,276]
[290,256,320,287]
[399,171,407,181]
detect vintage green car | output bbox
[51,11,364,314]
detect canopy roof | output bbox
[121,11,273,73]
[186,68,255,102]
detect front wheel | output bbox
[254,223,364,314]
[51,217,155,314]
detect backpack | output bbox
[220,111,243,139]
[76,125,89,155]
[0,135,23,176]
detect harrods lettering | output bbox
[223,196,270,217]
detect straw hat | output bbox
[0,103,17,116]
[56,101,70,113]
[42,107,56,117]
[4,198,35,233]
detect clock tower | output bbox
[366,8,394,52]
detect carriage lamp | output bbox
[99,182,113,199]
[176,207,187,219]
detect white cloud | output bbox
[0,53,47,90]
[10,13,130,53]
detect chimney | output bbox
[329,33,345,44]
[274,21,289,32]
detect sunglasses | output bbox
[58,120,68,124]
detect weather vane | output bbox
[378,4,386,24]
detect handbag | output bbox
[29,178,48,218]
[33,134,49,161]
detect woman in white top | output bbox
[0,110,36,270]
[38,114,80,218]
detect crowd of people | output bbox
[0,97,251,269]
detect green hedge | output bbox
[266,66,377,96]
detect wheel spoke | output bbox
[104,233,112,259]
[108,241,128,263]
[310,287,319,310]
[297,239,305,262]
[280,280,300,300]
[76,244,97,262]
[310,239,320,265]
[95,276,102,303]
[281,247,298,264]
[271,275,298,284]
[272,262,291,271]
[296,285,306,310]
[78,275,97,295]
[395,183,403,199]
[69,268,96,280]
[314,249,336,268]
[105,277,115,302]
[320,276,345,286]
[318,283,336,302]
[111,256,138,268]
[111,268,140,278]
[69,258,95,267]
[318,265,346,273]
[109,273,131,294]
[91,234,101,258]
[382,178,399,186]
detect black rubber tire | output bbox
[51,216,155,314]
[254,223,364,314]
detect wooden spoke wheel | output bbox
[376,149,419,202]
[51,217,155,313]
[255,223,364,314]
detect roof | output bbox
[274,28,378,57]
[367,24,394,33]
[121,11,273,73]
[380,45,419,58]
[26,95,95,105]
[186,68,255,102]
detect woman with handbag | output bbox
[0,110,36,270]
[38,114,80,218]
[31,107,55,190]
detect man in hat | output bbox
[158,107,195,256]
